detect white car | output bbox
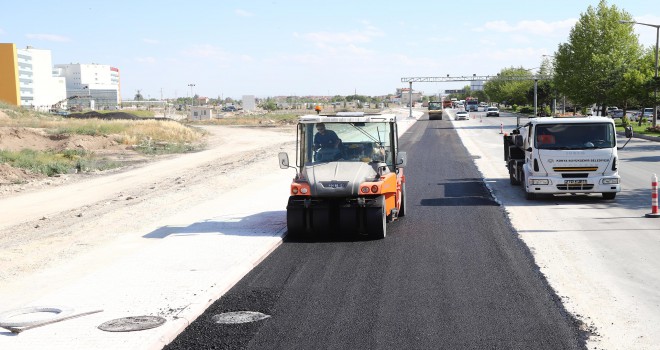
[455,111,469,120]
[610,110,638,120]
[486,107,500,117]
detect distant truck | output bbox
[503,116,632,200]
[428,101,443,120]
[442,100,453,109]
[465,98,479,112]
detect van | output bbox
[642,108,654,116]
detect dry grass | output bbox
[191,113,301,126]
[0,102,205,149]
[0,102,207,177]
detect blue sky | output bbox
[1,1,659,100]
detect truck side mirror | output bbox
[618,126,634,149]
[397,151,407,167]
[514,135,524,148]
[624,126,633,138]
[278,152,290,169]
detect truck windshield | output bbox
[302,122,392,165]
[535,123,615,149]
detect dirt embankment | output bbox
[0,109,154,191]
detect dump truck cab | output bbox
[279,112,407,239]
[504,116,633,200]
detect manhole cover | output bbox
[212,311,271,324]
[98,316,166,332]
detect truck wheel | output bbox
[311,206,331,235]
[398,183,407,218]
[520,172,535,200]
[525,190,536,200]
[286,207,305,238]
[602,192,616,200]
[338,207,359,234]
[508,163,520,185]
[366,196,387,239]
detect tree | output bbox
[472,90,489,103]
[484,67,534,106]
[455,85,472,100]
[628,48,660,125]
[331,95,345,103]
[260,98,278,111]
[553,0,642,116]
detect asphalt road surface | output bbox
[165,113,585,350]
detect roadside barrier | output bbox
[500,123,504,134]
[646,173,660,218]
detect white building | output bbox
[13,46,67,111]
[397,88,423,105]
[190,106,214,121]
[242,95,256,111]
[54,63,121,109]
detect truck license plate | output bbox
[564,180,587,184]
[322,181,348,188]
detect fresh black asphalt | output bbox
[164,114,586,350]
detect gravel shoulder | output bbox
[0,125,296,305]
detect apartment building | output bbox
[0,43,66,111]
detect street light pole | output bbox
[408,81,413,118]
[534,79,538,117]
[522,67,540,116]
[619,20,660,127]
[542,54,557,115]
[188,83,196,109]
[654,25,659,127]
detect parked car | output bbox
[455,111,469,120]
[609,109,639,120]
[606,106,619,115]
[486,107,500,117]
[641,108,655,117]
[222,105,237,112]
[609,110,627,119]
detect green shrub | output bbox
[543,106,551,116]
[621,116,631,127]
[0,148,119,177]
[51,122,126,136]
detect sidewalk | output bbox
[0,109,422,350]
